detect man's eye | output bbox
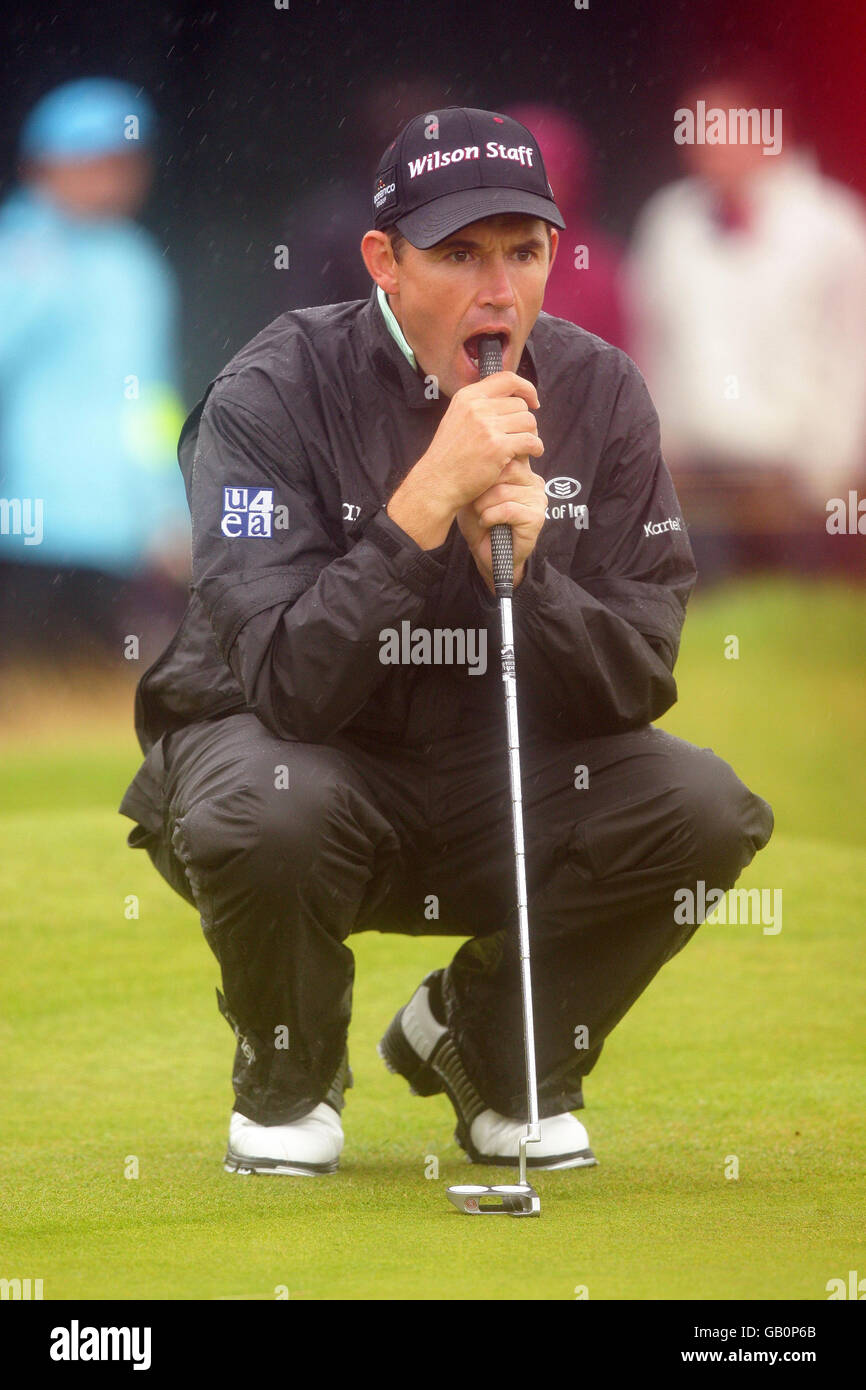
[448,250,471,262]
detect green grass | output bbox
[1,577,864,1300]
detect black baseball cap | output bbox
[372,106,566,249]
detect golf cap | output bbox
[19,79,155,162]
[372,106,566,249]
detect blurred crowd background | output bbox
[0,0,864,676]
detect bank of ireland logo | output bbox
[545,476,581,501]
[221,486,274,538]
[543,475,587,529]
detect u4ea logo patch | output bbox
[221,486,274,537]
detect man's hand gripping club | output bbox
[386,371,547,593]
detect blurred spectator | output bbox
[278,76,451,310]
[627,61,866,581]
[0,78,190,667]
[505,103,627,348]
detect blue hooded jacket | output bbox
[0,182,187,575]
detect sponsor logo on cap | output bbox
[406,142,536,180]
[374,165,397,211]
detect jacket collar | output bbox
[359,283,539,410]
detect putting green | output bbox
[2,578,864,1299]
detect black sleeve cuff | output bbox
[468,561,500,612]
[512,548,548,616]
[363,506,451,596]
[467,544,552,614]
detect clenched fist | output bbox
[457,456,547,592]
[386,371,544,552]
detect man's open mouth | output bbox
[463,332,509,370]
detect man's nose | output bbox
[477,254,516,307]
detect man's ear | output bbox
[547,226,559,276]
[361,230,400,294]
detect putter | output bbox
[446,333,542,1219]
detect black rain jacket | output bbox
[119,284,696,831]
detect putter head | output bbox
[446,1183,541,1217]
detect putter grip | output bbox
[478,334,513,598]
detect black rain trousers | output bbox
[123,709,773,1125]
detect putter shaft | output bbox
[498,591,542,1186]
[444,332,542,1218]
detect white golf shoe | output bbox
[468,1108,596,1169]
[224,1102,343,1176]
[378,971,598,1170]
